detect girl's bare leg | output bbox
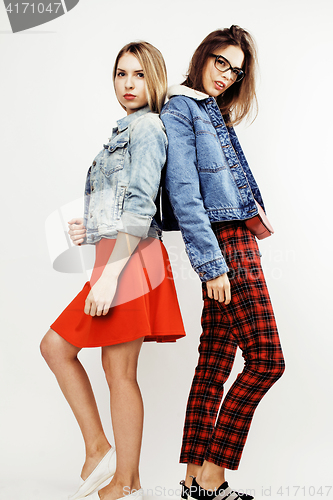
[185,462,226,490]
[40,329,111,479]
[97,336,144,500]
[185,464,202,487]
[196,461,226,490]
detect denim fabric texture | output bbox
[84,106,166,244]
[160,85,265,282]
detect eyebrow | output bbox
[117,68,144,73]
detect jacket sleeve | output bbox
[116,113,167,238]
[160,98,229,282]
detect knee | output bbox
[40,329,75,370]
[250,353,285,384]
[40,331,54,365]
[266,356,285,383]
[101,351,137,389]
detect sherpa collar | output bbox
[167,84,209,101]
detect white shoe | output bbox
[83,493,99,500]
[126,489,144,500]
[68,447,116,500]
[85,488,144,500]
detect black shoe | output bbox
[180,480,189,500]
[186,477,255,500]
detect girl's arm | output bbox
[115,113,167,238]
[161,98,231,303]
[160,100,229,272]
[86,113,167,316]
[67,219,139,316]
[84,231,140,316]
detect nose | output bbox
[125,75,134,89]
[223,68,233,81]
[225,68,237,83]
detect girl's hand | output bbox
[84,232,140,317]
[84,274,118,316]
[206,273,231,304]
[68,218,86,246]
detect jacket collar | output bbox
[116,105,151,132]
[168,84,209,101]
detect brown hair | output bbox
[113,41,167,114]
[182,26,258,125]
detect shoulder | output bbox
[129,112,167,148]
[162,95,195,114]
[161,96,199,125]
[130,111,165,136]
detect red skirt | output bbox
[51,237,186,347]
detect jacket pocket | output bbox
[99,141,128,177]
[196,134,228,172]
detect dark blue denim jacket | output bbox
[160,85,265,282]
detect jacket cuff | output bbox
[195,258,229,283]
[116,210,152,238]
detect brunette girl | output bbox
[40,41,185,500]
[161,26,285,500]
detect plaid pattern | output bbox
[180,221,285,470]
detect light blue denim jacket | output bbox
[160,85,265,282]
[84,106,166,244]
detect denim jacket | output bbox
[160,85,265,282]
[84,106,166,244]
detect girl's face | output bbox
[202,45,244,97]
[114,52,148,115]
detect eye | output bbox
[117,71,125,77]
[137,72,145,78]
[232,69,240,75]
[217,58,227,67]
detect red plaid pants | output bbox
[180,221,285,470]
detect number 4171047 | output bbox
[6,3,62,14]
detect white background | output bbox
[1,0,333,499]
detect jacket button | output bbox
[92,161,96,166]
[199,272,205,277]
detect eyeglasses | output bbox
[211,54,245,83]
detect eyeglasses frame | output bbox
[210,54,245,83]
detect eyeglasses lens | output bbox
[215,58,244,82]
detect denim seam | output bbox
[195,257,227,271]
[196,130,216,137]
[160,109,192,126]
[193,116,213,125]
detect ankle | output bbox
[185,478,192,489]
[193,474,226,495]
[198,463,225,486]
[85,440,111,459]
[186,465,202,488]
[112,473,141,492]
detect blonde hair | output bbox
[113,41,167,114]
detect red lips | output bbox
[214,81,225,90]
[124,93,136,100]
